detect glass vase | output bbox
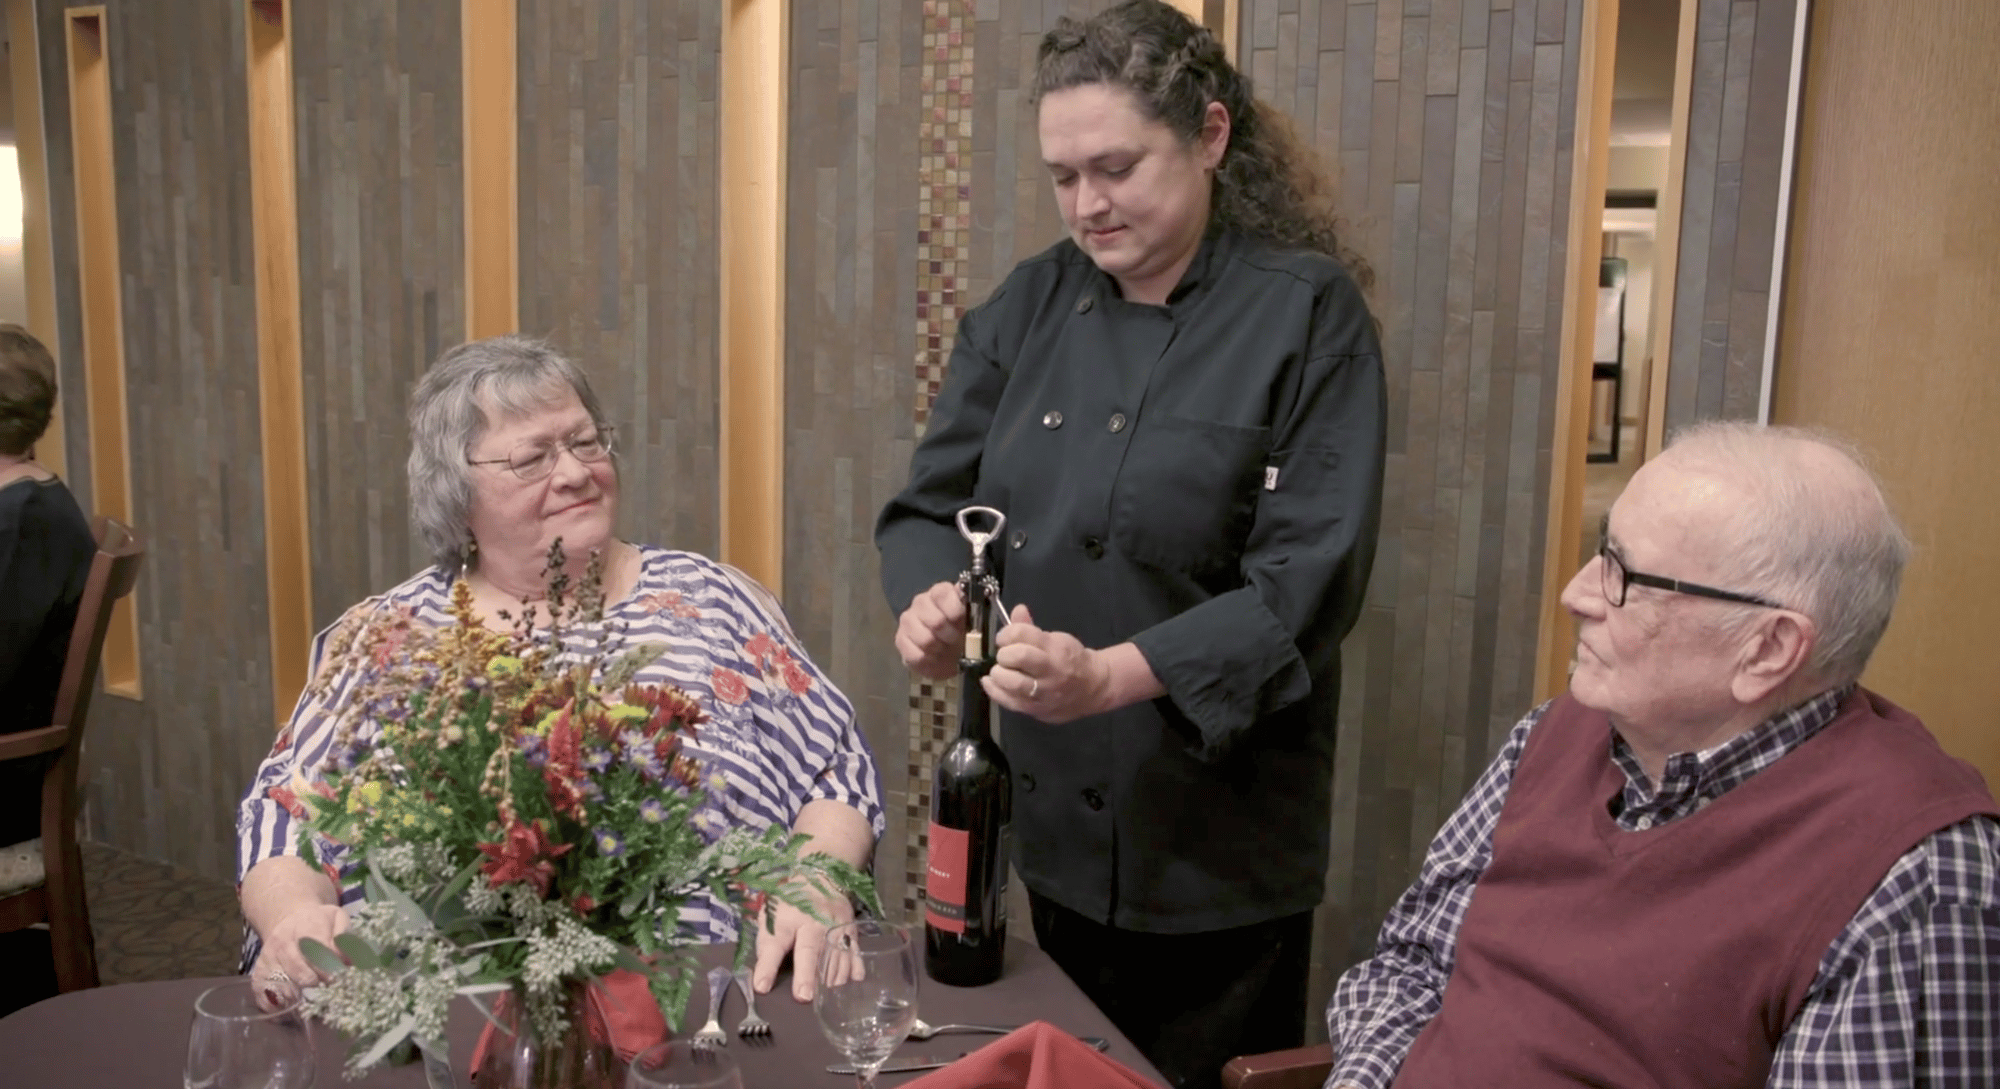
[471,980,623,1089]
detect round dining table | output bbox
[0,938,1164,1087]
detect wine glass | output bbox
[813,920,920,1088]
[185,978,317,1089]
[625,1041,744,1089]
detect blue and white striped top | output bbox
[235,546,887,970]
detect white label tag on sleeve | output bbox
[1264,465,1279,491]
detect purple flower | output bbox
[584,747,614,775]
[638,797,666,823]
[593,828,626,857]
[692,808,727,840]
[622,730,664,780]
[519,733,549,768]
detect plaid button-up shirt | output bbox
[1327,686,2000,1088]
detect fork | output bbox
[730,966,771,1039]
[692,966,732,1047]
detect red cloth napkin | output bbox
[902,1022,1164,1089]
[469,969,669,1074]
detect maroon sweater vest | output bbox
[1392,688,1998,1089]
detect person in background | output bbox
[1327,422,2000,1089]
[875,3,1386,1086]
[237,335,885,1006]
[0,324,96,850]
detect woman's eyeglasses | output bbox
[468,426,616,482]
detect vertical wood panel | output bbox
[782,0,926,915]
[1658,0,1795,433]
[244,0,313,724]
[464,0,518,338]
[39,0,278,880]
[1642,0,1701,459]
[720,0,786,591]
[291,0,464,625]
[1244,0,1587,1037]
[1532,0,1615,704]
[63,9,137,696]
[1771,0,2000,787]
[516,0,721,561]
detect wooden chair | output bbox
[1221,1043,1335,1089]
[0,516,145,992]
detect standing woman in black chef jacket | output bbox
[874,3,1386,1087]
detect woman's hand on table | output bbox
[985,606,1164,724]
[750,875,856,1002]
[896,582,968,679]
[250,902,350,1009]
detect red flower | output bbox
[711,667,750,706]
[781,660,813,695]
[541,704,588,820]
[268,783,307,819]
[476,818,573,899]
[574,893,597,915]
[744,632,781,668]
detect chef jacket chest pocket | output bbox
[1111,416,1270,574]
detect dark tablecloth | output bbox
[0,939,1165,1088]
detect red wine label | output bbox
[925,823,970,934]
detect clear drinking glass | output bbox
[813,920,920,1088]
[184,978,317,1089]
[624,1041,744,1089]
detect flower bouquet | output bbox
[287,545,874,1080]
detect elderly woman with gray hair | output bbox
[236,335,885,1005]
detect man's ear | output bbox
[1732,610,1818,705]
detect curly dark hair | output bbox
[0,323,57,457]
[1031,0,1372,288]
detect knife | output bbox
[827,1037,1110,1075]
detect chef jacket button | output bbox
[1043,410,1063,429]
[1010,530,1027,550]
[1082,536,1104,560]
[1082,788,1105,811]
[1108,413,1126,433]
[1020,773,1036,792]
[1076,294,1094,314]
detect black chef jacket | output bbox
[876,229,1385,933]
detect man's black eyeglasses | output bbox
[1596,518,1786,610]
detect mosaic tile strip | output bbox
[904,0,977,921]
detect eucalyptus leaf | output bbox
[357,1013,419,1069]
[298,937,346,977]
[334,933,383,970]
[367,864,436,935]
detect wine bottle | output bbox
[925,578,1012,986]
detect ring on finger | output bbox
[1028,678,1039,699]
[263,967,294,986]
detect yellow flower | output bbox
[487,656,523,678]
[347,779,387,814]
[608,703,650,726]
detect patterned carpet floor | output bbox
[0,841,242,1017]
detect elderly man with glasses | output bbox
[1326,421,2000,1089]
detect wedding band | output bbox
[1028,679,1039,699]
[263,967,293,986]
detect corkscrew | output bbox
[952,506,1013,660]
